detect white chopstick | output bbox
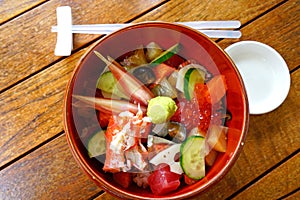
[199,30,241,38]
[52,20,241,31]
[176,20,241,29]
[51,21,241,38]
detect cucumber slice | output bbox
[87,130,106,158]
[96,71,128,99]
[96,71,116,92]
[175,64,207,93]
[150,43,181,64]
[183,68,205,100]
[180,136,206,180]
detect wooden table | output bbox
[1,0,299,199]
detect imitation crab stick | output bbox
[102,108,150,172]
[102,116,124,173]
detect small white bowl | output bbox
[225,41,290,115]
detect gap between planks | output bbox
[0,131,64,171]
[0,0,50,26]
[226,149,300,199]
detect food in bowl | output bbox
[64,22,248,199]
[74,42,230,193]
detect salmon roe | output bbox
[171,83,223,132]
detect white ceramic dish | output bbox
[225,41,290,114]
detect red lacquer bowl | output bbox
[63,22,249,199]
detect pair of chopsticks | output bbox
[51,21,241,38]
[52,6,241,56]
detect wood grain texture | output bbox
[284,191,300,200]
[94,193,120,200]
[219,0,300,71]
[0,134,102,200]
[232,152,300,199]
[0,48,85,167]
[0,0,165,92]
[0,0,47,24]
[134,0,283,23]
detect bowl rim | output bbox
[63,21,249,199]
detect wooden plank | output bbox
[0,48,85,167]
[283,191,300,200]
[135,0,283,23]
[0,134,102,200]
[218,0,300,71]
[0,0,165,92]
[94,193,119,200]
[0,0,47,24]
[233,153,300,199]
